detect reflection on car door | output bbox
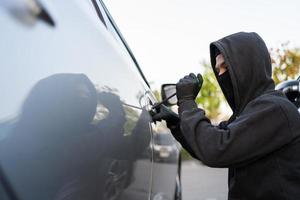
[0,0,154,199]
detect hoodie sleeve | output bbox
[178,98,294,168]
[168,124,198,159]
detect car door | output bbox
[145,93,181,200]
[0,0,153,199]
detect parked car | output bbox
[276,77,300,110]
[153,133,180,163]
[0,0,181,199]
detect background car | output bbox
[153,133,180,163]
[0,0,181,199]
[276,77,300,110]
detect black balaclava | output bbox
[218,70,235,111]
[214,47,236,111]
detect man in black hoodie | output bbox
[167,32,300,199]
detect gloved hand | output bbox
[176,73,203,105]
[151,104,179,129]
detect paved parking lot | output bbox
[181,160,228,200]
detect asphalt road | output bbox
[181,160,228,200]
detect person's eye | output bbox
[221,62,228,69]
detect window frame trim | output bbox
[91,0,107,27]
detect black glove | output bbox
[151,104,179,129]
[176,73,203,105]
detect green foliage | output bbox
[180,148,193,160]
[195,62,224,119]
[153,90,161,102]
[123,106,139,136]
[270,43,300,84]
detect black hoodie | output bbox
[173,32,300,199]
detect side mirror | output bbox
[150,84,178,122]
[161,84,177,106]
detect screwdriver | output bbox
[152,92,177,110]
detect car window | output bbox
[94,0,151,88]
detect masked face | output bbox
[218,70,235,111]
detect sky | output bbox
[103,0,300,90]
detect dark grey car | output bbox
[0,0,181,199]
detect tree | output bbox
[270,43,300,85]
[195,62,225,120]
[153,89,161,102]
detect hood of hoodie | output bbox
[210,32,275,116]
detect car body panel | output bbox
[0,0,180,199]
